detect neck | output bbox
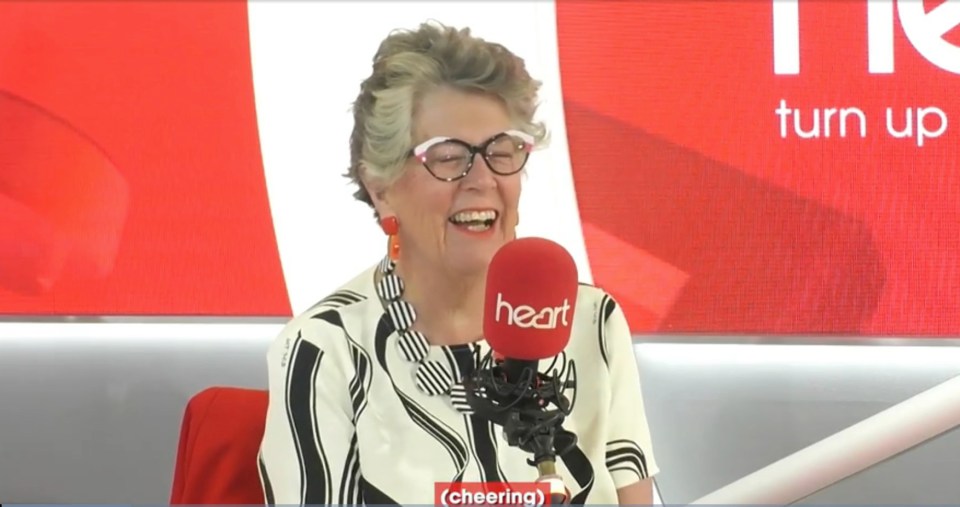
[393,253,486,347]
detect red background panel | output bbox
[3,1,957,333]
[0,1,290,317]
[557,0,959,335]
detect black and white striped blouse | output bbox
[257,262,659,505]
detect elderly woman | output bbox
[258,21,659,505]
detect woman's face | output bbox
[371,87,526,277]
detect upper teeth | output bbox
[451,210,497,223]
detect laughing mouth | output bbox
[449,209,498,232]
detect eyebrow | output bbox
[419,131,513,145]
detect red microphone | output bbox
[483,237,579,361]
[479,237,579,505]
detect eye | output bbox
[487,136,524,155]
[425,141,468,161]
[431,154,468,165]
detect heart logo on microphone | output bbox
[494,292,572,330]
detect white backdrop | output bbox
[247,0,594,315]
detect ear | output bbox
[359,165,395,218]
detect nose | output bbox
[462,152,497,189]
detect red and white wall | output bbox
[2,0,959,336]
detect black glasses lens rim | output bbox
[419,135,531,181]
[421,150,530,181]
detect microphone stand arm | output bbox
[501,407,573,504]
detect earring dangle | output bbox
[388,235,400,261]
[380,216,400,261]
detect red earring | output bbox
[379,216,399,235]
[379,216,400,261]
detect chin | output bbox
[446,249,497,277]
[441,226,513,274]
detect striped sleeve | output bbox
[600,296,660,488]
[258,315,363,505]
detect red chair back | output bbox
[170,386,268,505]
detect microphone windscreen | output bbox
[483,237,578,360]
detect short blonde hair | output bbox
[346,21,548,209]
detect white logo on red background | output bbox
[773,0,960,75]
[495,292,571,330]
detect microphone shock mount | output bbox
[462,350,578,504]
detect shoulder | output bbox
[576,281,612,302]
[267,264,380,361]
[568,282,628,368]
[574,282,622,327]
[302,265,379,319]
